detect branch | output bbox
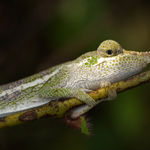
[0,70,150,129]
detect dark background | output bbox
[0,0,150,149]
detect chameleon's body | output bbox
[0,40,149,118]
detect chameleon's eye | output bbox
[106,49,113,55]
[97,40,123,57]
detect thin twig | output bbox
[0,70,150,129]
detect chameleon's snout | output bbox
[124,49,150,64]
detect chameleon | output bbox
[0,39,149,119]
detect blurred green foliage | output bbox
[0,0,150,149]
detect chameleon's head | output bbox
[97,40,123,57]
[97,39,150,64]
[93,39,150,83]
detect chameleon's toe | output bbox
[107,89,117,100]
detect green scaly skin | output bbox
[0,40,149,119]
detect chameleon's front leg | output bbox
[38,82,117,119]
[39,87,96,106]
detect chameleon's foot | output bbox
[106,89,117,100]
[100,81,117,101]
